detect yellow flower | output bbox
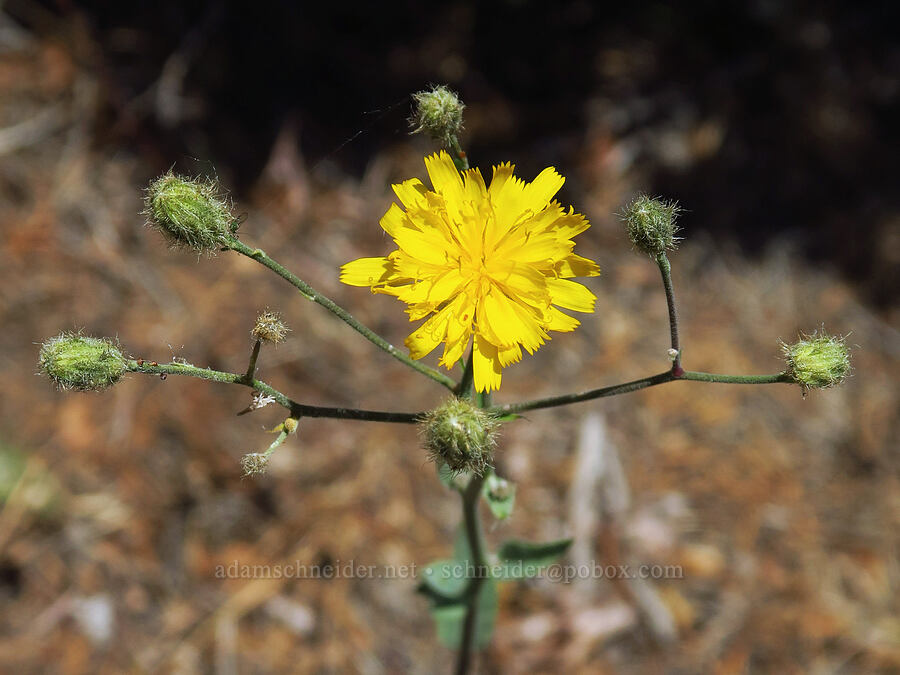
[341,151,600,393]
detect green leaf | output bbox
[481,473,516,520]
[428,576,498,650]
[496,538,572,579]
[418,558,468,602]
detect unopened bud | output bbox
[782,331,851,392]
[410,85,465,147]
[422,398,498,476]
[622,195,681,256]
[252,311,289,344]
[39,333,127,391]
[145,172,237,253]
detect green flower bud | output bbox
[782,331,851,392]
[39,333,127,391]
[422,398,498,476]
[252,310,289,344]
[410,85,465,147]
[144,172,237,253]
[621,195,681,256]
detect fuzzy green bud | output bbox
[144,172,237,253]
[251,311,289,344]
[782,331,851,392]
[422,398,498,476]
[39,333,127,391]
[622,195,681,256]
[410,85,465,147]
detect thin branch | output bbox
[127,360,790,425]
[656,252,683,375]
[489,370,792,416]
[243,339,261,382]
[127,360,421,423]
[225,238,456,390]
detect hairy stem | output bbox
[127,360,422,423]
[656,252,683,375]
[489,370,792,416]
[243,339,261,382]
[455,389,490,675]
[127,360,790,424]
[448,135,469,172]
[225,238,456,390]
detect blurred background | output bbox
[1,0,898,672]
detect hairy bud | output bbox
[145,172,237,253]
[782,331,851,392]
[252,311,289,344]
[410,85,465,147]
[422,398,498,476]
[39,333,127,391]
[622,195,681,256]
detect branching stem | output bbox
[127,360,421,423]
[225,238,456,390]
[489,370,792,416]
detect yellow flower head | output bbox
[341,151,600,393]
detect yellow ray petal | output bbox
[392,178,427,208]
[463,168,488,202]
[405,302,455,360]
[545,306,581,332]
[498,343,522,367]
[340,257,395,286]
[481,288,546,352]
[394,268,466,306]
[425,151,465,202]
[521,167,564,213]
[439,296,473,367]
[547,278,597,313]
[553,253,601,278]
[473,333,503,393]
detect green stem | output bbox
[680,370,792,385]
[656,252,683,375]
[489,370,792,416]
[127,360,422,423]
[243,339,262,382]
[447,135,469,172]
[225,238,456,390]
[455,349,475,399]
[127,360,790,424]
[455,389,490,675]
